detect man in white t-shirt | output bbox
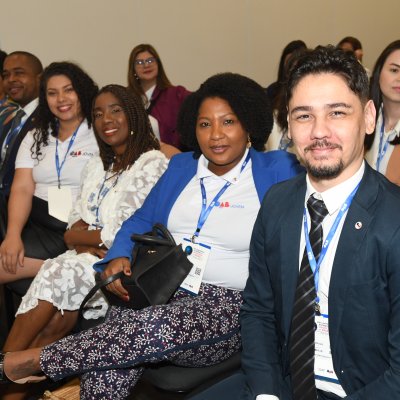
[191,46,400,400]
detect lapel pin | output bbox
[355,221,362,230]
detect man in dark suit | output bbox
[191,46,400,399]
[0,51,42,198]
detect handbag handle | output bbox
[78,271,124,316]
[131,223,176,247]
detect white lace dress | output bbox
[17,150,168,319]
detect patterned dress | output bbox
[17,150,168,319]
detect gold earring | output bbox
[246,134,252,148]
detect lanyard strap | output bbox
[192,152,251,242]
[376,115,391,172]
[303,183,360,303]
[94,167,121,228]
[55,124,81,188]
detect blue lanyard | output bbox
[55,124,81,188]
[94,167,121,228]
[376,115,391,172]
[192,152,251,243]
[303,183,360,305]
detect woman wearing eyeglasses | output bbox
[127,43,190,150]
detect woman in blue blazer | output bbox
[1,73,303,399]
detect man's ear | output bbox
[364,100,376,136]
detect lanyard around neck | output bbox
[303,183,359,305]
[55,123,81,188]
[192,151,251,243]
[94,166,122,228]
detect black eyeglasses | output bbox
[134,57,156,67]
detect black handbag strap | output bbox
[78,271,124,316]
[131,222,176,247]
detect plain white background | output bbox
[0,0,398,90]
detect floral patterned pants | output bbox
[40,284,242,399]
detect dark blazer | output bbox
[241,163,400,399]
[0,107,39,196]
[149,85,190,149]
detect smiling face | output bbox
[93,92,129,156]
[196,97,248,176]
[288,73,376,191]
[379,49,400,105]
[2,54,40,107]
[134,51,158,86]
[46,75,82,123]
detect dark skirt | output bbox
[21,195,68,260]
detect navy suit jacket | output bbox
[241,164,400,399]
[0,107,38,195]
[95,148,303,271]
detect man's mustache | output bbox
[304,139,342,153]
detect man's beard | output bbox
[304,139,344,179]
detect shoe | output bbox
[0,352,46,384]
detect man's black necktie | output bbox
[289,195,329,400]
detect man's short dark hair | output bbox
[6,51,43,75]
[286,45,369,106]
[178,72,273,157]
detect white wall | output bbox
[0,0,398,90]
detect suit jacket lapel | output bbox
[328,165,378,365]
[281,176,307,335]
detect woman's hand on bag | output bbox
[0,234,24,274]
[102,257,131,301]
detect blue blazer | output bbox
[95,148,303,271]
[241,164,400,399]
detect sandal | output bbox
[0,352,47,384]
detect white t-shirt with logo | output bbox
[168,149,260,291]
[15,120,98,202]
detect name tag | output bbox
[179,238,211,295]
[48,186,72,223]
[315,314,339,384]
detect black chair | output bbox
[141,352,241,397]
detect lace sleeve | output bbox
[100,152,168,248]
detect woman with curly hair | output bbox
[127,43,190,149]
[365,40,400,185]
[0,73,302,399]
[0,62,98,284]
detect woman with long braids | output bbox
[2,84,168,355]
[0,62,98,285]
[365,40,400,185]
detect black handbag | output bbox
[80,223,193,313]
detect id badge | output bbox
[48,186,73,223]
[179,238,211,295]
[315,314,340,384]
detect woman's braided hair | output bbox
[93,84,160,172]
